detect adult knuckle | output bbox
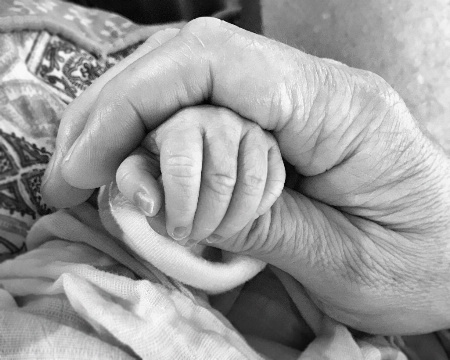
[185,17,223,32]
[147,27,180,43]
[181,17,222,47]
[346,67,402,110]
[182,17,244,51]
[313,60,399,112]
[100,78,124,104]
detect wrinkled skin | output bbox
[42,18,450,335]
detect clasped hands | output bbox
[42,18,450,335]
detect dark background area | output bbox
[66,0,261,33]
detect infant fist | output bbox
[116,106,286,245]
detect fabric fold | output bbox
[1,202,264,359]
[99,182,266,294]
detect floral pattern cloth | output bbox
[0,0,181,260]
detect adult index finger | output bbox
[42,28,181,208]
[61,17,396,192]
[60,17,300,190]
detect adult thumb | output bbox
[206,187,397,332]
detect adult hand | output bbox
[42,18,450,334]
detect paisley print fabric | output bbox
[0,1,164,260]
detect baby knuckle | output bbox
[175,107,199,122]
[116,167,132,184]
[263,179,285,199]
[165,155,200,179]
[247,121,264,135]
[245,125,268,150]
[240,172,265,196]
[206,172,236,197]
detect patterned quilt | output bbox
[0,0,180,261]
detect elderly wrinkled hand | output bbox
[42,18,450,335]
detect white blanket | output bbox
[0,184,407,359]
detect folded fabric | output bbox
[0,183,409,359]
[1,201,266,359]
[99,182,266,294]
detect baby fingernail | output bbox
[205,234,223,244]
[134,191,155,217]
[171,226,190,241]
[183,238,200,247]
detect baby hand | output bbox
[116,106,285,245]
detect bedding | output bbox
[0,0,446,358]
[0,180,408,359]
